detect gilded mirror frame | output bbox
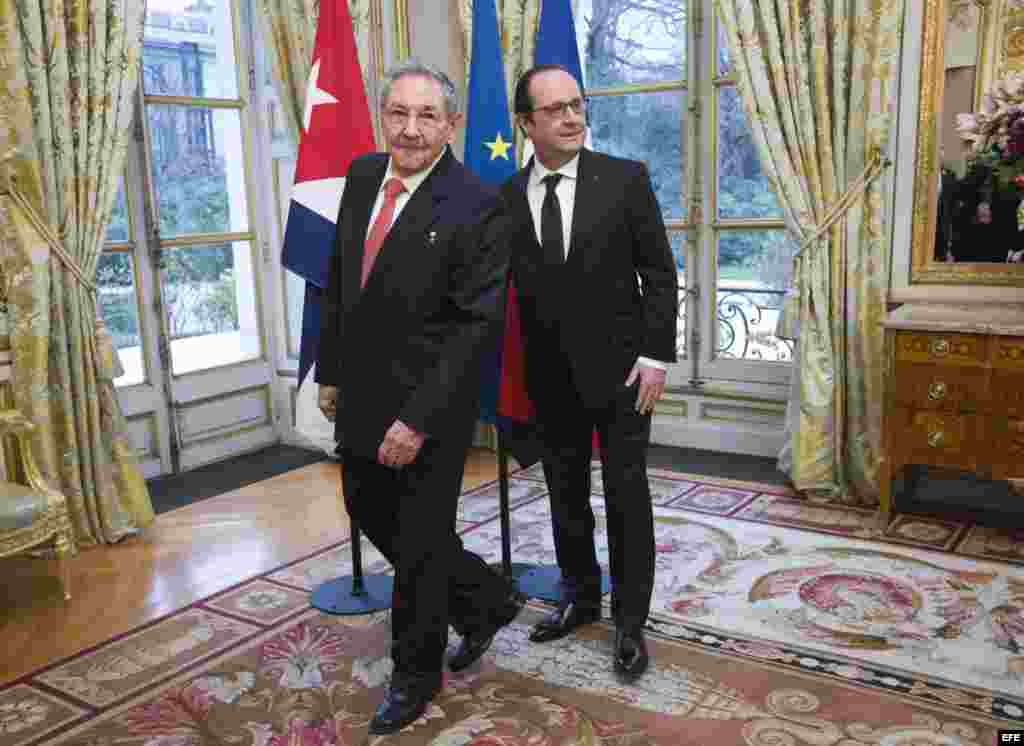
[911,0,1024,285]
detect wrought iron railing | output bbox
[677,284,794,362]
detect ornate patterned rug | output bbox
[2,468,1019,745]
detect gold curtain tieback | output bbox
[796,152,892,255]
[1,174,125,379]
[776,152,892,343]
[0,178,95,295]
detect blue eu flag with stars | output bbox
[465,0,517,425]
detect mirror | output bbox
[912,0,1024,284]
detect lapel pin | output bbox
[428,230,437,244]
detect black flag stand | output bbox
[495,429,610,603]
[311,478,393,615]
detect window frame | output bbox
[577,0,794,391]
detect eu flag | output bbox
[465,0,517,426]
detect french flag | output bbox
[502,0,600,460]
[281,0,376,387]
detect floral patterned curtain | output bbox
[717,0,902,505]
[0,0,154,543]
[259,0,378,146]
[457,0,541,161]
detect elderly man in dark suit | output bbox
[500,64,678,682]
[316,60,522,735]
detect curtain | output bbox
[457,0,541,160]
[0,0,154,543]
[259,0,318,144]
[717,0,902,505]
[259,0,377,145]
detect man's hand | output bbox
[625,362,666,415]
[318,385,338,422]
[378,419,426,468]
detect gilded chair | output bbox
[0,409,77,600]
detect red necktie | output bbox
[361,177,406,288]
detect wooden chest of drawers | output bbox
[879,304,1024,524]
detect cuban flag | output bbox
[281,0,376,388]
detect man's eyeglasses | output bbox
[383,107,446,131]
[528,97,589,119]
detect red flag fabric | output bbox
[281,0,377,385]
[497,280,534,422]
[293,0,375,186]
[498,281,600,459]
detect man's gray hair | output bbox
[379,58,461,115]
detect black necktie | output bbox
[541,173,565,265]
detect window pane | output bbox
[577,0,686,87]
[161,241,261,375]
[715,230,796,362]
[97,252,145,386]
[147,105,250,237]
[284,268,303,360]
[717,85,782,219]
[669,231,687,359]
[589,90,685,220]
[105,183,129,243]
[143,0,239,98]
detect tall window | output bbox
[140,0,262,377]
[576,0,794,388]
[100,181,145,387]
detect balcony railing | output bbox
[677,283,794,362]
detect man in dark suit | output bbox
[316,60,523,735]
[500,64,678,681]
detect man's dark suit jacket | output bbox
[499,149,678,413]
[316,147,508,459]
[950,162,1022,262]
[935,168,958,260]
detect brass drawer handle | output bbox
[927,430,945,448]
[928,381,947,401]
[930,338,950,357]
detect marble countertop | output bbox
[883,303,1024,335]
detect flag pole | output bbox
[495,422,608,601]
[310,465,394,615]
[497,429,512,578]
[493,428,544,589]
[507,455,610,604]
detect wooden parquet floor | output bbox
[0,448,501,685]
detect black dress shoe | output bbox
[528,600,601,643]
[448,591,525,672]
[613,627,649,682]
[368,673,441,735]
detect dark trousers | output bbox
[340,436,512,676]
[536,362,656,631]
